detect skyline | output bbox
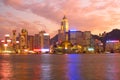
[0,0,120,38]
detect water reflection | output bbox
[0,54,120,80]
[66,54,83,80]
[40,54,68,80]
[40,54,51,80]
[105,54,120,80]
[0,56,13,80]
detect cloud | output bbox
[1,0,120,36]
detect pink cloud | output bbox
[0,0,120,37]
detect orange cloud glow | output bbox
[0,0,120,38]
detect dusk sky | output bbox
[0,0,120,38]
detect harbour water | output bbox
[0,53,120,80]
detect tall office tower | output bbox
[4,34,11,51]
[58,29,65,43]
[34,34,40,49]
[37,31,50,53]
[83,31,91,47]
[61,16,69,32]
[69,30,83,45]
[42,33,50,53]
[20,29,28,53]
[28,35,34,50]
[69,30,76,45]
[5,34,11,44]
[58,16,69,42]
[12,30,16,44]
[39,31,46,49]
[12,30,17,52]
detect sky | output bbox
[0,0,120,38]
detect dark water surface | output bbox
[0,53,120,80]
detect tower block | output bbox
[20,29,28,53]
[61,15,69,41]
[12,30,16,44]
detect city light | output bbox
[106,40,119,43]
[41,48,49,53]
[70,29,77,32]
[1,40,5,43]
[24,49,28,52]
[33,49,41,52]
[88,48,94,51]
[5,34,10,37]
[28,51,35,53]
[4,44,8,47]
[16,41,19,43]
[3,50,12,54]
[43,33,49,36]
[7,39,11,43]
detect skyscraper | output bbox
[28,35,34,50]
[58,16,69,42]
[19,29,28,53]
[61,16,69,33]
[12,30,16,45]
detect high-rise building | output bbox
[19,29,28,53]
[39,31,46,49]
[39,31,50,53]
[61,16,69,33]
[43,33,50,48]
[69,30,83,45]
[12,30,16,44]
[33,31,50,53]
[58,16,69,42]
[68,30,92,52]
[69,30,77,45]
[28,35,34,50]
[34,34,40,49]
[106,40,120,53]
[83,31,91,47]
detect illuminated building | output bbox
[58,16,69,42]
[12,30,16,44]
[69,30,83,45]
[34,34,40,50]
[28,35,34,50]
[4,34,12,52]
[33,31,50,53]
[82,31,91,46]
[40,31,50,53]
[69,30,92,46]
[39,31,46,49]
[5,34,10,44]
[33,31,45,52]
[12,30,17,53]
[94,39,103,53]
[69,30,92,52]
[0,34,14,53]
[19,29,28,53]
[61,16,69,32]
[82,31,92,52]
[106,40,120,53]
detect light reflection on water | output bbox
[0,54,120,80]
[66,54,82,80]
[105,54,120,80]
[0,59,13,80]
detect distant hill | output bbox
[105,29,120,40]
[92,29,120,41]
